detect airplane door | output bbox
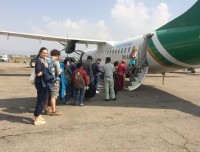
[125,33,154,91]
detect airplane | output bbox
[0,1,200,91]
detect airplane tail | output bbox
[157,1,200,31]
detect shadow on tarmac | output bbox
[0,97,35,124]
[86,84,200,117]
[0,84,200,125]
[0,74,30,76]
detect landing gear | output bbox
[187,67,196,73]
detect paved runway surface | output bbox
[0,62,200,152]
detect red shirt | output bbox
[72,67,88,86]
[118,63,126,76]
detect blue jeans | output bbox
[34,82,48,117]
[74,87,85,105]
[93,75,100,90]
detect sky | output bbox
[0,0,198,56]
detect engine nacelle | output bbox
[65,40,77,54]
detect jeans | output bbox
[93,75,100,90]
[74,87,85,105]
[65,84,71,101]
[34,82,48,117]
[104,77,115,100]
[70,84,75,97]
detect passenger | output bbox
[63,59,72,105]
[92,58,102,92]
[58,61,67,102]
[69,57,76,97]
[103,57,116,101]
[129,47,138,68]
[69,57,76,73]
[114,61,119,94]
[34,47,48,125]
[117,59,126,91]
[49,49,63,116]
[114,61,119,72]
[82,56,93,85]
[72,62,88,106]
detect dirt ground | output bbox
[0,62,200,152]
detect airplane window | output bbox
[121,48,124,53]
[118,49,120,54]
[115,49,117,54]
[124,48,127,53]
[128,47,131,53]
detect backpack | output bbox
[92,62,96,75]
[85,83,96,98]
[74,70,85,89]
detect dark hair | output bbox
[76,62,82,69]
[36,47,48,59]
[114,61,119,66]
[71,57,75,63]
[87,56,93,60]
[96,58,101,62]
[50,49,60,56]
[106,57,111,63]
[64,57,70,65]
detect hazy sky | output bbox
[0,0,197,56]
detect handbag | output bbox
[29,70,36,85]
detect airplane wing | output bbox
[0,31,113,45]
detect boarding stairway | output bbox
[124,34,153,91]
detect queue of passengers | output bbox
[33,47,138,126]
[34,48,92,125]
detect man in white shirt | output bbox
[103,57,116,101]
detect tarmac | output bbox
[0,62,200,152]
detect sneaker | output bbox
[39,116,45,121]
[43,109,51,115]
[105,99,109,102]
[112,98,117,101]
[51,111,62,116]
[80,103,84,106]
[96,90,100,93]
[34,120,46,126]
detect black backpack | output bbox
[85,83,96,98]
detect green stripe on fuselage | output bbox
[148,37,183,68]
[156,26,200,65]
